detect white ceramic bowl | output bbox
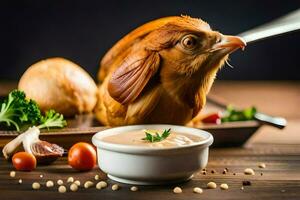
[92,124,213,185]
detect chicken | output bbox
[95,15,246,126]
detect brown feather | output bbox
[108,50,160,104]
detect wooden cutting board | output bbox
[0,112,261,149]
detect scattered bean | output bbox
[130,186,138,192]
[222,170,227,174]
[96,182,102,190]
[32,182,41,190]
[58,185,67,193]
[202,171,207,175]
[74,180,81,186]
[18,179,22,184]
[258,163,266,168]
[70,183,78,192]
[193,187,203,194]
[220,183,229,190]
[67,177,74,183]
[39,174,43,178]
[94,175,100,180]
[207,182,217,189]
[244,168,255,175]
[233,173,236,175]
[173,187,182,194]
[46,180,54,188]
[211,169,216,174]
[112,184,120,191]
[261,172,263,176]
[57,179,64,185]
[84,181,94,188]
[98,181,108,189]
[10,171,16,177]
[241,186,244,190]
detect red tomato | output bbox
[202,112,221,124]
[68,142,97,171]
[12,152,37,171]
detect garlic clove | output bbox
[2,126,64,164]
[2,126,39,159]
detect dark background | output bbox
[1,0,300,81]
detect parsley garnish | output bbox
[142,128,171,143]
[221,105,257,122]
[37,109,67,129]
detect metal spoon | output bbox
[234,9,298,128]
[238,8,300,43]
[206,9,300,128]
[207,96,287,129]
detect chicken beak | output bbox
[212,35,246,53]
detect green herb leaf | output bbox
[161,128,171,138]
[37,109,67,129]
[221,105,257,123]
[142,128,171,143]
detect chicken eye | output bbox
[181,35,198,50]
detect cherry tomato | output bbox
[12,152,37,171]
[202,112,221,124]
[68,142,97,171]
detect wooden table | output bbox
[0,81,300,200]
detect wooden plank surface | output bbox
[0,81,300,199]
[1,144,299,200]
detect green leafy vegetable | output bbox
[37,109,67,129]
[0,90,41,130]
[0,90,66,130]
[142,128,171,143]
[221,105,257,123]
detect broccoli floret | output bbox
[0,90,41,130]
[0,90,67,130]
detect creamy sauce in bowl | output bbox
[92,125,214,185]
[102,129,203,147]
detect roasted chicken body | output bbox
[95,16,246,126]
[19,58,98,117]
